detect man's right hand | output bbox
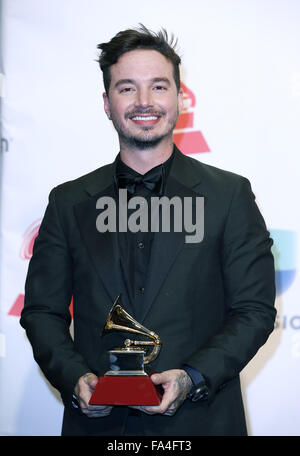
[74,372,113,418]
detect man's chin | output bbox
[121,133,171,150]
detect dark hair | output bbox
[97,24,181,94]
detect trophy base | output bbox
[104,370,147,376]
[89,375,162,406]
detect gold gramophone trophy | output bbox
[89,295,162,406]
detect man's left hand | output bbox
[131,369,193,416]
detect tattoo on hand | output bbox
[83,373,94,381]
[171,371,193,410]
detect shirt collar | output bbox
[115,147,175,181]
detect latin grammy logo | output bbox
[174,81,210,155]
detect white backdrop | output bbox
[0,0,300,436]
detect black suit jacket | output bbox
[20,146,276,436]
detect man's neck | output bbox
[119,138,174,174]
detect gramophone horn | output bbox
[102,295,161,364]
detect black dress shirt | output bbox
[114,151,174,322]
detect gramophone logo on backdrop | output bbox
[174,82,210,155]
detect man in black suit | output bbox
[20,25,276,436]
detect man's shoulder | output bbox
[178,151,249,191]
[50,161,115,203]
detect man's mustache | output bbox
[125,108,166,119]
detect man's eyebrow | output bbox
[151,77,171,85]
[114,79,135,89]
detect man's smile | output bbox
[130,115,161,126]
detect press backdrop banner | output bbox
[0,0,300,436]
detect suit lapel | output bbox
[139,147,204,323]
[73,160,131,311]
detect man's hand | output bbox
[74,372,113,418]
[131,369,193,416]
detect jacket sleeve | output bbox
[185,177,276,400]
[20,187,91,405]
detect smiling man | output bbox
[103,49,182,154]
[20,25,276,436]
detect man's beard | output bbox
[118,129,169,150]
[111,110,179,150]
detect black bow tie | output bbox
[116,165,164,195]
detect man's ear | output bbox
[103,92,111,119]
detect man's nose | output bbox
[136,88,153,107]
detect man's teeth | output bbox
[132,116,158,121]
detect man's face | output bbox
[103,49,183,150]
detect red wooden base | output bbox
[89,375,162,406]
